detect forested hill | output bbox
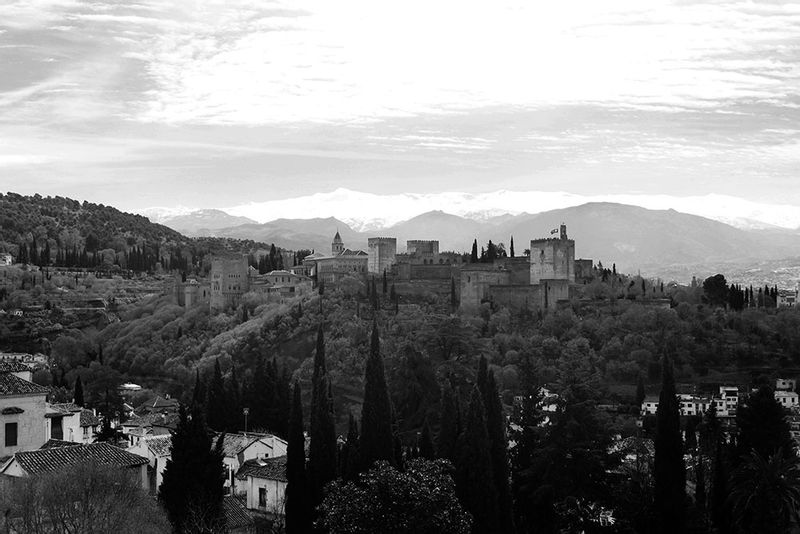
[0,193,292,266]
[0,192,187,251]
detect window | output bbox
[258,487,267,508]
[52,417,63,440]
[5,422,17,447]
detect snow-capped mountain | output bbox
[139,189,800,233]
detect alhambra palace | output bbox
[175,225,593,314]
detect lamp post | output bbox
[243,407,249,436]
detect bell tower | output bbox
[332,231,344,255]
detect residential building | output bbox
[776,378,797,392]
[223,496,256,534]
[1,441,149,489]
[775,390,799,409]
[129,434,172,493]
[217,432,288,495]
[0,253,12,266]
[235,455,287,517]
[0,362,49,459]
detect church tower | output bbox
[332,231,344,255]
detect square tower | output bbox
[368,237,397,275]
[530,224,575,284]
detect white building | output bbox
[0,253,12,266]
[129,434,172,492]
[775,390,799,409]
[235,456,287,517]
[0,362,49,457]
[217,432,288,495]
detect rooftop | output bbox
[10,442,148,475]
[0,373,49,397]
[223,496,254,530]
[145,435,172,457]
[214,432,276,458]
[235,455,287,482]
[0,361,31,373]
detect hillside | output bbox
[0,192,187,251]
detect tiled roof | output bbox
[146,435,172,457]
[214,432,275,458]
[46,403,82,418]
[223,496,254,530]
[0,373,49,396]
[235,456,287,482]
[11,443,148,475]
[124,412,180,429]
[40,439,77,449]
[0,361,31,373]
[80,409,101,427]
[136,396,179,413]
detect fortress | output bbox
[306,224,590,312]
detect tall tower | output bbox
[331,231,344,255]
[530,224,575,284]
[368,237,397,274]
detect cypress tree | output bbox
[73,375,84,407]
[485,371,515,533]
[309,325,337,511]
[653,355,685,533]
[419,418,435,460]
[360,321,395,470]
[159,406,225,534]
[286,383,312,534]
[477,356,489,400]
[509,236,515,258]
[711,440,731,533]
[191,369,204,411]
[470,239,479,263]
[455,387,499,534]
[370,277,379,310]
[696,456,706,511]
[636,374,646,408]
[340,413,361,481]
[436,382,460,462]
[206,359,228,432]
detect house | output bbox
[129,434,172,493]
[121,411,180,445]
[1,441,149,490]
[0,253,12,266]
[216,432,288,495]
[775,390,799,409]
[0,363,49,458]
[235,455,287,517]
[776,378,796,392]
[45,403,82,442]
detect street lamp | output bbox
[243,407,249,435]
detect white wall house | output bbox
[217,432,289,495]
[235,456,287,517]
[0,363,49,457]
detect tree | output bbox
[360,321,395,470]
[73,375,84,407]
[470,239,478,263]
[510,236,515,258]
[702,274,728,308]
[729,450,800,534]
[436,382,460,462]
[205,358,229,432]
[370,277,379,310]
[736,385,795,462]
[653,355,685,533]
[309,325,337,511]
[454,387,499,534]
[317,459,472,534]
[2,462,170,534]
[94,417,122,444]
[484,371,516,533]
[286,382,312,534]
[635,375,646,408]
[419,418,435,460]
[340,413,361,481]
[159,406,226,534]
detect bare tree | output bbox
[0,462,170,534]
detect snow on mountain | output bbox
[138,189,800,232]
[220,188,800,231]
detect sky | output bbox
[0,0,798,216]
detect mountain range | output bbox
[150,201,800,277]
